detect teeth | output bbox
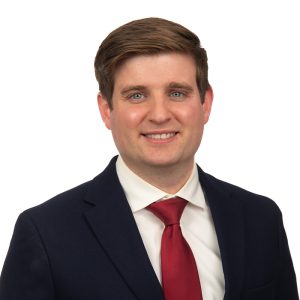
[146,133,176,140]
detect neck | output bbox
[123,159,195,194]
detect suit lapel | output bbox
[198,167,245,299]
[83,158,164,300]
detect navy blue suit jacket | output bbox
[0,157,298,299]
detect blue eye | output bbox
[130,93,145,100]
[170,91,185,98]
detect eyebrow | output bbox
[167,82,194,92]
[120,85,148,96]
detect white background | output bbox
[0,0,299,288]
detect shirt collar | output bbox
[116,156,206,213]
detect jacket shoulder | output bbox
[25,180,92,214]
[200,170,281,215]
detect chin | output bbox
[143,156,182,169]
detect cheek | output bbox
[178,102,204,125]
[127,110,144,126]
[110,108,143,132]
[123,106,147,128]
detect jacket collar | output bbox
[197,166,245,298]
[83,157,164,300]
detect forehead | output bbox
[114,53,197,88]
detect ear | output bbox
[97,93,112,130]
[202,85,214,124]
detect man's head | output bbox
[94,17,209,109]
[96,18,213,185]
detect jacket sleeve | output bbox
[275,212,299,299]
[0,212,56,300]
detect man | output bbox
[0,17,298,300]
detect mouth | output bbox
[142,132,178,141]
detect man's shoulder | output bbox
[21,157,119,221]
[20,180,93,222]
[199,169,281,215]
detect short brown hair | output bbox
[94,17,209,108]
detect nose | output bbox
[148,97,172,124]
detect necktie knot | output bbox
[147,197,187,226]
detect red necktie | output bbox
[148,198,203,300]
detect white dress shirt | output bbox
[116,156,225,300]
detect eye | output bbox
[171,91,183,97]
[170,91,186,100]
[128,92,145,102]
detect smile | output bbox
[143,132,177,140]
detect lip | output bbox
[141,130,179,143]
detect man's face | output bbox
[98,53,213,175]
